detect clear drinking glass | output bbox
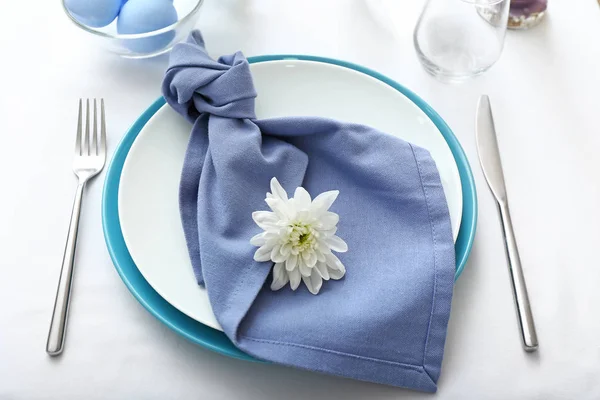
[414,0,510,82]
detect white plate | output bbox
[118,60,462,331]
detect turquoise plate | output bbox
[102,55,478,362]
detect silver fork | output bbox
[46,99,107,356]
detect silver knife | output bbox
[476,95,539,352]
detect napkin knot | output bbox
[163,31,257,120]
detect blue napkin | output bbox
[163,31,455,392]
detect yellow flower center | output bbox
[288,222,316,254]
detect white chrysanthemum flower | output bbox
[251,177,348,295]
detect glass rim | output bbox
[61,0,204,40]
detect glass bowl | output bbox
[62,0,204,59]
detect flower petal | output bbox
[294,186,311,210]
[310,190,339,216]
[317,239,332,254]
[269,244,286,263]
[299,259,312,277]
[295,209,311,222]
[254,244,274,262]
[270,177,288,201]
[328,266,345,280]
[302,250,317,267]
[272,253,287,264]
[286,254,298,271]
[249,232,266,246]
[265,197,292,220]
[302,271,323,295]
[310,270,323,294]
[280,243,292,256]
[325,235,348,252]
[319,212,339,230]
[289,268,301,290]
[270,244,281,259]
[252,211,278,230]
[301,276,314,294]
[319,227,337,237]
[337,260,346,274]
[315,251,326,263]
[285,198,298,219]
[315,261,330,280]
[263,232,280,245]
[325,252,344,271]
[271,263,289,291]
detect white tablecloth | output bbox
[2,1,600,398]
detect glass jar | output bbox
[508,0,547,30]
[414,0,510,82]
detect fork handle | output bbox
[46,181,86,356]
[498,201,538,352]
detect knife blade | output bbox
[476,95,507,204]
[476,95,539,352]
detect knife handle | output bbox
[498,202,538,352]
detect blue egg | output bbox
[117,0,178,54]
[65,0,122,28]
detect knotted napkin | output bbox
[162,31,455,392]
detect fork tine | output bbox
[100,99,106,158]
[84,99,90,155]
[75,99,82,156]
[92,99,98,155]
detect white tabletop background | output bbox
[2,0,600,398]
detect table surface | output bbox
[2,0,600,399]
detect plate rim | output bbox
[102,54,478,361]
